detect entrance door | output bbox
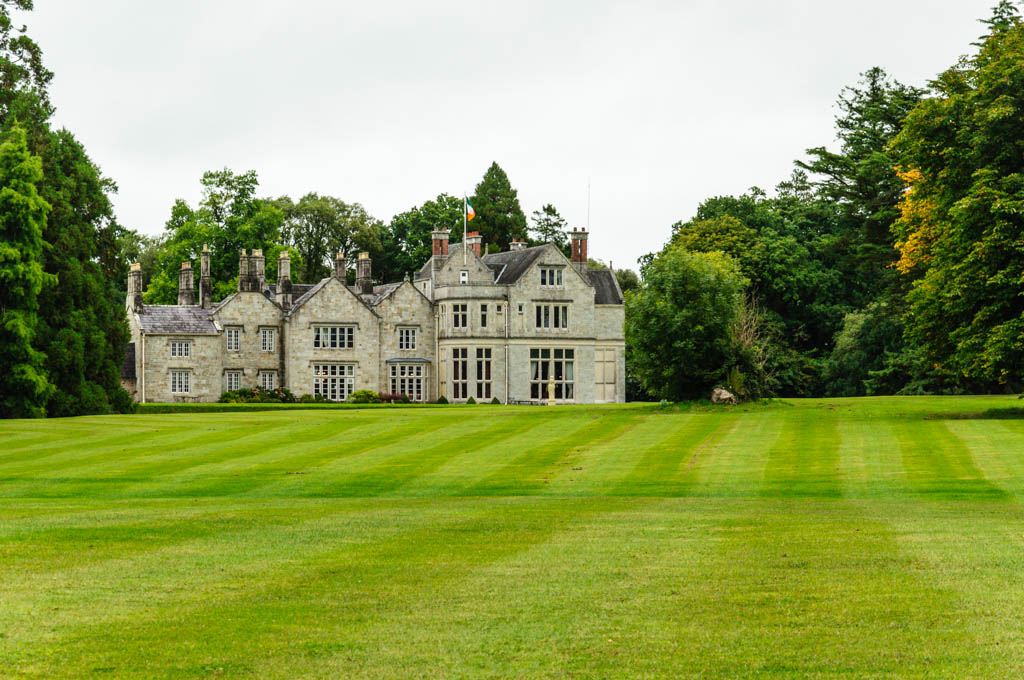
[595,348,616,402]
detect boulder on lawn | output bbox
[711,387,737,405]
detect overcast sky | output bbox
[27,0,997,270]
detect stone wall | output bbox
[375,283,437,401]
[212,291,285,391]
[139,333,222,402]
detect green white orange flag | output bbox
[466,198,476,221]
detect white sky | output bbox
[28,0,996,270]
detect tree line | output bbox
[627,1,1024,401]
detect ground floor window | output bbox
[452,348,468,400]
[390,364,425,402]
[530,348,574,400]
[314,364,354,401]
[170,370,190,394]
[476,348,492,399]
[225,371,241,392]
[260,371,277,390]
[595,348,616,402]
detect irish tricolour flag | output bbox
[466,198,476,221]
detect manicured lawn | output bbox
[3,396,1024,678]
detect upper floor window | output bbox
[540,268,564,286]
[314,325,354,349]
[459,270,469,284]
[225,328,240,352]
[170,340,190,358]
[260,328,276,352]
[398,327,417,350]
[480,304,488,328]
[453,303,468,328]
[535,304,569,329]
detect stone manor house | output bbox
[122,228,625,404]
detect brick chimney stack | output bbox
[276,251,292,309]
[466,231,482,258]
[570,228,589,275]
[127,262,143,313]
[356,252,373,295]
[333,251,346,280]
[431,229,449,256]
[178,261,195,305]
[200,244,212,309]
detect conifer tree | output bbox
[0,124,53,417]
[470,162,527,251]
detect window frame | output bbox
[452,303,468,329]
[389,363,425,402]
[313,363,355,402]
[313,325,355,349]
[225,370,241,392]
[225,328,240,352]
[398,327,417,351]
[529,348,575,401]
[260,328,276,353]
[170,370,191,394]
[451,347,469,400]
[170,340,191,358]
[475,348,492,400]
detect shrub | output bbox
[435,396,448,404]
[466,396,476,404]
[347,389,381,404]
[377,392,403,404]
[490,397,501,404]
[399,393,411,404]
[219,387,297,404]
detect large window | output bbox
[535,304,569,329]
[476,348,492,400]
[225,371,241,392]
[260,371,277,390]
[390,364,425,402]
[452,304,468,328]
[170,370,190,393]
[452,347,468,399]
[540,268,563,286]
[314,364,354,401]
[170,340,190,358]
[314,325,354,349]
[530,348,574,400]
[398,327,417,350]
[260,328,276,352]
[225,328,240,352]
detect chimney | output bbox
[509,239,527,251]
[238,249,250,291]
[178,261,195,305]
[356,252,373,295]
[276,251,292,309]
[251,249,267,292]
[333,250,346,279]
[466,231,482,258]
[570,228,589,274]
[431,229,449,256]
[200,244,212,309]
[127,262,143,313]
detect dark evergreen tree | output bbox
[470,162,527,251]
[0,124,52,417]
[529,203,568,252]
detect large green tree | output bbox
[0,1,132,416]
[470,162,527,251]
[276,193,381,283]
[892,1,1024,389]
[0,124,52,417]
[383,193,464,279]
[625,246,747,400]
[529,203,568,252]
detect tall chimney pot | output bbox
[178,261,196,306]
[356,252,373,295]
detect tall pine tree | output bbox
[470,162,527,251]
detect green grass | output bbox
[3,396,1024,678]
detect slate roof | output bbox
[137,305,218,334]
[589,269,623,305]
[481,246,546,284]
[267,283,314,299]
[362,282,403,306]
[290,277,331,310]
[121,342,136,380]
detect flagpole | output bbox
[463,194,468,265]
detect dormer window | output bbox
[540,268,563,286]
[459,270,469,284]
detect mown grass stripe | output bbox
[760,410,841,498]
[895,420,1011,500]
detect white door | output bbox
[595,348,616,403]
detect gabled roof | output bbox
[267,283,314,299]
[289,277,331,311]
[361,282,404,306]
[137,305,219,334]
[287,276,381,317]
[588,269,623,305]
[481,246,547,284]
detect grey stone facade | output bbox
[123,230,625,403]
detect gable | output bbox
[212,290,283,327]
[288,276,379,323]
[435,243,495,286]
